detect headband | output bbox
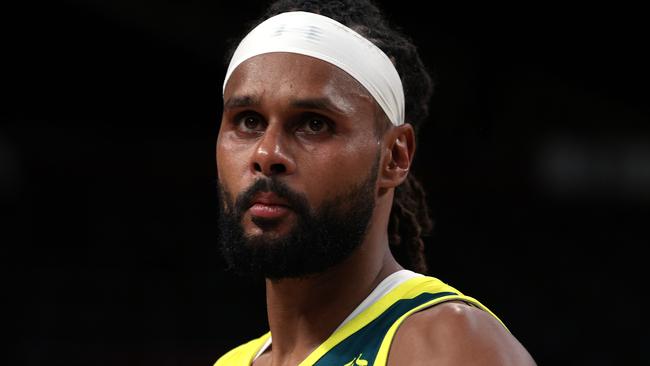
[222,11,405,126]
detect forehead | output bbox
[223,52,374,110]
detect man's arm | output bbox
[388,301,536,365]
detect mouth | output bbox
[248,192,292,220]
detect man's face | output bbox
[216,52,383,278]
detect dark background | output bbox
[3,1,648,365]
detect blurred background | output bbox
[3,1,648,365]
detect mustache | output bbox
[233,178,311,217]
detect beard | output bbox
[217,159,378,280]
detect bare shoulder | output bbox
[387,301,536,366]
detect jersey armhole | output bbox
[372,295,508,366]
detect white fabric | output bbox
[333,269,422,332]
[223,11,405,126]
[252,269,422,360]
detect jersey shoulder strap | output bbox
[305,275,506,366]
[372,276,507,365]
[212,275,506,366]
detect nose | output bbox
[250,126,296,177]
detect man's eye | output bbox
[244,117,258,129]
[308,119,325,132]
[299,117,331,135]
[236,114,264,132]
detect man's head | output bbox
[216,0,434,279]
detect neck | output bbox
[264,231,401,365]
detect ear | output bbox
[378,123,416,189]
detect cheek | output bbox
[333,132,379,175]
[216,133,249,191]
[299,139,378,201]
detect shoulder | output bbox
[387,301,536,366]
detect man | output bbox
[215,0,536,365]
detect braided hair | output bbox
[225,0,435,273]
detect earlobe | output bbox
[379,124,416,189]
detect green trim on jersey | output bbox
[214,275,506,366]
[313,291,456,365]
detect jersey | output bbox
[214,272,507,366]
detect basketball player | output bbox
[215,0,536,364]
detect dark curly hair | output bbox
[224,0,435,273]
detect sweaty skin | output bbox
[217,52,535,366]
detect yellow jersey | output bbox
[215,272,506,366]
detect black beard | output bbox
[217,161,378,280]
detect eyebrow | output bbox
[223,95,261,109]
[289,97,347,115]
[223,94,347,115]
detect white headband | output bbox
[223,11,405,126]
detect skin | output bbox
[217,52,535,366]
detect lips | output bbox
[248,192,291,219]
